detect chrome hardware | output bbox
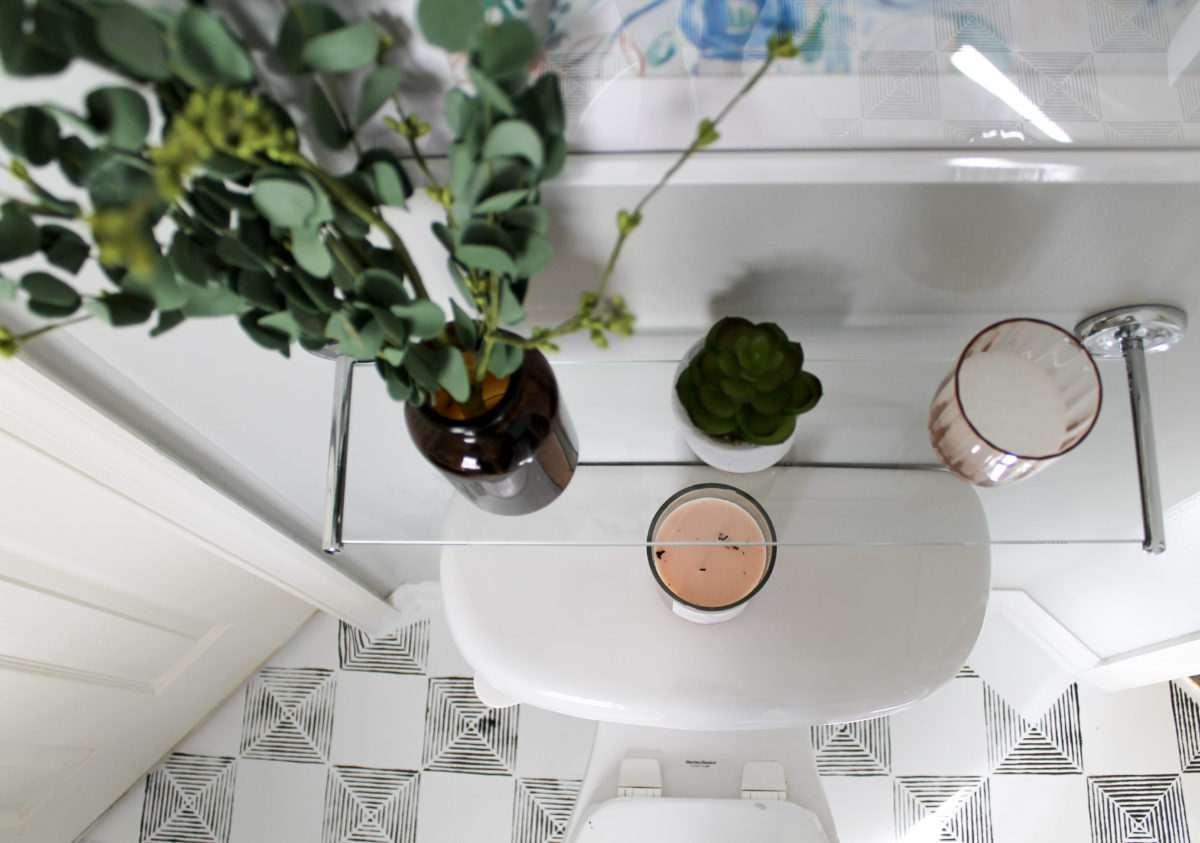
[322,355,355,554]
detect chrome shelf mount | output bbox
[1076,304,1187,554]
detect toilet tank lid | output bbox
[573,797,830,843]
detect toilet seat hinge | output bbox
[617,758,663,798]
[741,761,787,801]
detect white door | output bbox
[0,360,326,843]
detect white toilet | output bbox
[439,467,990,843]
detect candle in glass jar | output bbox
[652,497,769,608]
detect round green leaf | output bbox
[56,136,95,186]
[497,278,524,324]
[20,271,80,316]
[456,244,515,277]
[310,82,351,150]
[39,225,90,274]
[482,120,543,170]
[417,0,484,52]
[0,205,40,262]
[391,300,445,339]
[173,8,255,87]
[444,88,474,136]
[467,64,516,115]
[0,106,60,166]
[473,189,530,215]
[485,342,524,379]
[358,268,408,306]
[85,87,149,151]
[85,152,155,207]
[0,0,71,77]
[239,311,292,357]
[96,4,169,81]
[86,292,155,326]
[291,226,333,277]
[355,65,402,127]
[252,173,318,229]
[532,73,566,136]
[501,205,548,235]
[434,347,471,402]
[472,18,537,79]
[510,229,553,277]
[300,21,381,74]
[276,3,346,74]
[356,149,412,207]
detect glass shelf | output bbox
[338,354,1141,549]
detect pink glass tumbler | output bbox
[929,319,1102,486]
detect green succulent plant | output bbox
[676,317,822,445]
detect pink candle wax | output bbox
[652,497,769,608]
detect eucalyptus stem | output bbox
[475,273,503,384]
[0,314,94,356]
[293,156,429,300]
[388,94,440,189]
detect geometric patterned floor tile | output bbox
[139,753,237,843]
[322,766,420,843]
[423,678,518,776]
[894,776,993,843]
[985,682,1083,774]
[512,778,581,843]
[1087,774,1191,843]
[1170,681,1200,773]
[240,667,336,764]
[339,621,429,676]
[812,718,891,776]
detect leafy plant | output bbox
[676,317,822,445]
[0,0,823,413]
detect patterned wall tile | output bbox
[860,51,942,119]
[1087,0,1170,53]
[810,0,857,51]
[812,718,891,775]
[140,753,237,843]
[895,776,993,843]
[339,620,429,676]
[1180,79,1200,123]
[821,119,864,141]
[985,683,1083,774]
[240,667,336,764]
[1104,122,1185,143]
[1014,52,1102,121]
[1170,681,1200,773]
[511,778,581,843]
[1087,774,1192,843]
[423,678,518,776]
[934,0,1013,52]
[323,766,419,843]
[945,121,1026,143]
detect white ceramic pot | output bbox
[671,339,798,473]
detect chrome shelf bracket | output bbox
[1076,304,1187,554]
[323,354,355,554]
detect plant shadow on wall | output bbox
[0,0,826,514]
[708,259,855,327]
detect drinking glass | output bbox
[929,319,1102,486]
[646,484,776,624]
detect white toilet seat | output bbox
[573,798,830,843]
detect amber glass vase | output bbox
[404,348,579,516]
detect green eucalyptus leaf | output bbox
[531,73,566,135]
[84,87,149,152]
[86,292,154,326]
[0,275,15,300]
[237,270,283,311]
[390,300,445,339]
[258,309,303,340]
[239,310,292,356]
[216,234,264,271]
[150,309,185,337]
[0,106,60,166]
[467,65,516,116]
[486,342,524,378]
[39,225,90,273]
[20,271,80,317]
[310,82,351,150]
[380,347,406,367]
[434,347,471,402]
[444,88,474,136]
[57,136,95,186]
[252,171,318,229]
[95,4,170,81]
[85,154,155,207]
[472,18,537,79]
[180,281,246,317]
[510,229,553,277]
[501,205,548,234]
[127,258,188,310]
[417,0,484,52]
[472,189,530,215]
[380,359,413,401]
[291,226,333,277]
[327,310,384,359]
[451,299,478,349]
[497,278,524,324]
[294,267,340,312]
[456,245,515,276]
[0,205,40,262]
[0,0,70,77]
[402,344,440,395]
[358,268,408,306]
[542,134,568,179]
[301,21,380,74]
[446,257,473,302]
[356,148,412,207]
[202,151,253,181]
[431,222,456,254]
[368,305,411,345]
[355,65,402,127]
[168,232,218,287]
[277,3,346,74]
[173,8,255,87]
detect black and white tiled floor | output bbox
[79,599,1200,843]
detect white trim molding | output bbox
[0,358,400,633]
